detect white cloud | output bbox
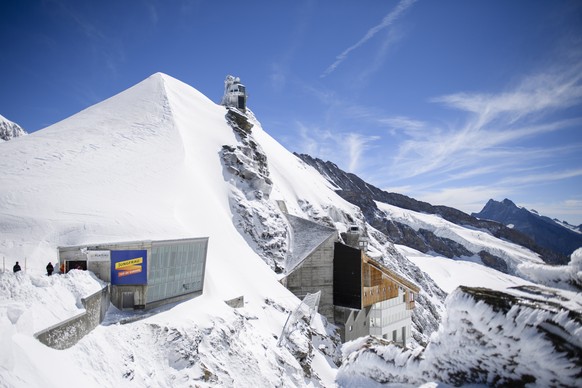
[392,62,582,179]
[292,122,379,175]
[378,116,426,136]
[432,61,582,126]
[498,168,582,186]
[321,0,417,77]
[345,133,380,172]
[521,198,582,225]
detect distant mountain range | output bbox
[296,154,569,266]
[472,198,582,257]
[0,114,27,141]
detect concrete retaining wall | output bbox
[35,285,110,350]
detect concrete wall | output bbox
[285,233,336,322]
[335,305,372,342]
[88,260,110,282]
[224,295,245,308]
[111,284,147,309]
[35,285,110,350]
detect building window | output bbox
[349,325,353,332]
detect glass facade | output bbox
[146,238,208,304]
[369,288,412,343]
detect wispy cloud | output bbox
[145,0,159,26]
[321,0,417,78]
[433,61,582,126]
[293,122,379,174]
[392,61,582,179]
[498,168,582,186]
[269,1,314,91]
[377,115,426,136]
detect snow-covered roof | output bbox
[284,213,336,274]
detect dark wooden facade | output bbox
[333,242,419,311]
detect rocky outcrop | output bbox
[221,108,288,272]
[0,114,27,141]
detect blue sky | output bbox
[2,0,582,224]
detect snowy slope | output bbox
[0,73,344,387]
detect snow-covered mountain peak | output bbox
[1,72,350,386]
[473,198,582,258]
[0,73,250,271]
[0,113,27,141]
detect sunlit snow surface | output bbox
[0,74,343,387]
[1,73,580,387]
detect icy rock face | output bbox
[221,108,290,273]
[0,114,27,141]
[337,285,582,387]
[220,109,444,349]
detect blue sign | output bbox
[111,250,147,285]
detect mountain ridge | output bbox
[472,198,582,257]
[296,153,568,265]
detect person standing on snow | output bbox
[13,261,21,273]
[46,262,54,276]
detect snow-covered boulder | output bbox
[337,284,582,387]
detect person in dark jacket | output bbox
[46,262,54,276]
[13,261,21,273]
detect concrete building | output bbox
[279,209,420,346]
[333,242,419,344]
[58,237,209,310]
[280,213,337,322]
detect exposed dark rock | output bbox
[478,250,509,273]
[225,108,253,133]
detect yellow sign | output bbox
[114,257,143,270]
